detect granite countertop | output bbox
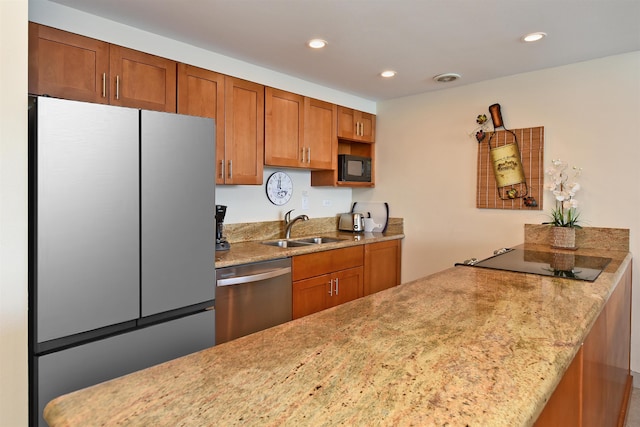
[44,242,631,427]
[215,231,405,268]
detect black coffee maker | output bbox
[215,205,230,251]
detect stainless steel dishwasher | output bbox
[215,258,292,344]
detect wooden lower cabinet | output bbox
[535,263,632,427]
[364,240,401,296]
[292,246,364,319]
[292,267,364,319]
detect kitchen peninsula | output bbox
[44,226,631,426]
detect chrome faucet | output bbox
[284,209,309,239]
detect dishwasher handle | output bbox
[216,267,291,287]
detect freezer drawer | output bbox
[36,309,214,427]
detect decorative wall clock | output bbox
[265,171,293,205]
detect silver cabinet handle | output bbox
[301,147,305,163]
[228,160,233,179]
[102,73,106,98]
[307,147,311,163]
[115,75,120,100]
[334,277,339,295]
[328,279,333,296]
[220,160,225,181]
[216,267,291,286]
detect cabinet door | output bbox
[305,97,336,170]
[337,106,357,140]
[177,64,226,184]
[358,111,376,143]
[582,264,631,427]
[29,22,110,104]
[337,106,375,143]
[534,346,583,426]
[265,87,304,168]
[224,76,264,185]
[329,266,364,308]
[109,45,177,112]
[293,274,331,319]
[364,240,401,296]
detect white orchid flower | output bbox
[546,159,582,227]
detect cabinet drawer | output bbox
[292,245,363,281]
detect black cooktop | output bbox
[457,248,611,282]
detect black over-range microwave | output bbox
[338,154,372,182]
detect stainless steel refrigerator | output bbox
[28,96,216,426]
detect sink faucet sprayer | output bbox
[284,209,309,239]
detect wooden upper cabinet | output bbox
[337,106,375,143]
[29,22,176,112]
[265,88,304,168]
[224,77,264,185]
[305,98,337,170]
[265,87,336,169]
[29,22,110,104]
[177,64,226,184]
[109,45,176,112]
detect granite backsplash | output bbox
[222,217,404,243]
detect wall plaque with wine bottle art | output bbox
[475,104,544,210]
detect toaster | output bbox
[338,212,365,232]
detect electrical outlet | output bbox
[322,199,332,207]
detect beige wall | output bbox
[357,51,640,368]
[1,0,29,425]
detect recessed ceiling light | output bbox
[380,70,397,78]
[307,39,327,49]
[433,73,461,83]
[522,32,547,42]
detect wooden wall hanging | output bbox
[476,126,544,210]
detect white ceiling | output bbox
[51,0,640,101]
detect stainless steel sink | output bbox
[261,236,345,248]
[261,240,311,248]
[292,237,344,244]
